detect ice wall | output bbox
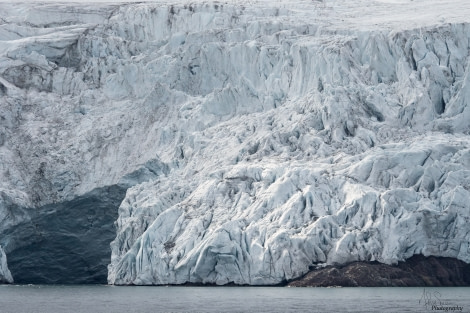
[0,245,12,283]
[106,6,470,285]
[0,1,469,284]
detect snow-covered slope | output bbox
[0,0,469,284]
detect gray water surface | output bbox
[0,285,469,313]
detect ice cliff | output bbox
[0,0,469,285]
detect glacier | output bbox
[0,0,469,285]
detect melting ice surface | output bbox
[0,0,469,284]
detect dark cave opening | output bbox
[5,185,126,284]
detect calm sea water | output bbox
[0,285,469,313]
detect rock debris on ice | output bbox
[0,0,469,285]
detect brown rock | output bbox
[288,255,470,287]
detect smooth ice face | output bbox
[0,1,469,285]
[3,186,124,284]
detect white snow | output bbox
[0,0,469,284]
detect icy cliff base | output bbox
[0,245,13,283]
[0,0,469,284]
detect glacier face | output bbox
[0,1,469,284]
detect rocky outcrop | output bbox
[288,255,470,287]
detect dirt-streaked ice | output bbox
[0,0,469,284]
